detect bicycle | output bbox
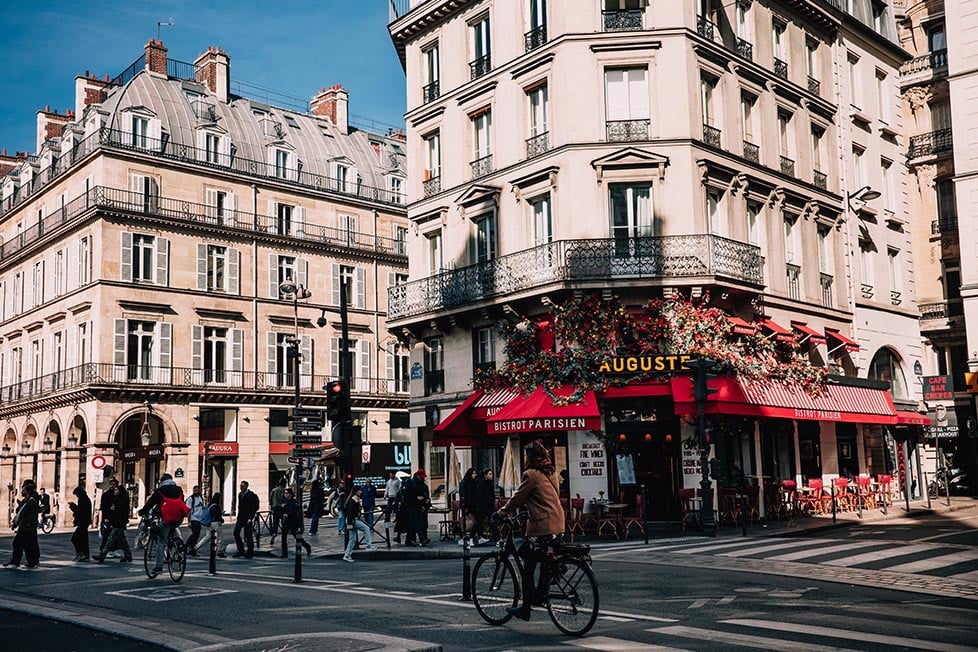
[140,516,186,582]
[472,513,599,636]
[38,513,55,534]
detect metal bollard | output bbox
[294,530,302,583]
[460,535,472,601]
[831,483,837,524]
[208,528,217,576]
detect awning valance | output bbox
[791,321,828,346]
[432,390,485,447]
[826,328,860,353]
[601,382,672,399]
[728,316,755,335]
[487,386,602,434]
[760,318,794,342]
[896,411,931,426]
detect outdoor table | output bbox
[429,507,454,541]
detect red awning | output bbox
[487,386,602,434]
[672,376,897,424]
[791,321,828,346]
[826,328,860,352]
[472,387,522,419]
[601,382,673,399]
[728,316,755,335]
[433,390,485,447]
[896,411,931,426]
[759,318,795,342]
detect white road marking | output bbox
[597,616,635,622]
[722,618,977,652]
[949,569,978,581]
[718,540,815,558]
[568,635,689,651]
[647,625,853,651]
[821,543,937,567]
[717,596,736,604]
[884,550,978,574]
[687,599,709,609]
[765,542,875,562]
[917,527,978,542]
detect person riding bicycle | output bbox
[137,473,187,576]
[495,438,564,621]
[38,488,52,525]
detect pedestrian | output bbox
[269,477,287,545]
[92,481,133,564]
[98,478,121,554]
[194,492,226,557]
[279,487,311,559]
[4,479,41,569]
[68,486,93,561]
[342,486,375,562]
[478,468,498,540]
[233,480,260,558]
[137,473,187,576]
[307,479,325,535]
[335,479,348,535]
[402,469,431,546]
[459,467,481,543]
[384,471,401,522]
[184,485,206,556]
[361,478,377,528]
[38,487,52,527]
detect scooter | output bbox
[927,468,974,497]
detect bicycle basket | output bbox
[556,542,591,558]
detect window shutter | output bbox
[386,342,395,381]
[191,325,203,370]
[66,324,77,367]
[628,68,650,120]
[268,200,277,235]
[297,258,308,290]
[268,253,278,298]
[355,267,366,309]
[331,263,341,306]
[330,337,340,377]
[130,174,143,211]
[0,281,5,322]
[72,238,81,289]
[226,192,237,222]
[358,340,370,389]
[148,119,162,147]
[120,232,132,282]
[231,328,243,372]
[220,134,232,164]
[300,335,313,388]
[205,188,217,222]
[196,243,207,290]
[24,269,33,310]
[228,248,240,295]
[113,318,126,366]
[294,205,306,238]
[0,352,7,388]
[266,331,278,376]
[349,167,359,194]
[605,70,628,121]
[158,322,172,368]
[155,237,169,286]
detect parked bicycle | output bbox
[38,513,55,534]
[139,515,186,582]
[472,513,599,636]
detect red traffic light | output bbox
[329,382,345,394]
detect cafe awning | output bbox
[672,376,898,424]
[759,318,794,342]
[432,390,486,447]
[728,316,755,335]
[896,411,931,426]
[791,321,828,346]
[487,386,602,434]
[826,328,860,353]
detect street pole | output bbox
[339,272,352,476]
[687,359,717,534]
[292,290,304,583]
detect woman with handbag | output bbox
[4,479,41,568]
[459,467,485,543]
[342,486,375,562]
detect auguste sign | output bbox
[598,355,694,374]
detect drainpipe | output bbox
[252,184,259,378]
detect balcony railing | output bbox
[526,131,550,158]
[425,369,445,396]
[703,124,721,148]
[423,175,441,198]
[919,299,964,321]
[860,283,874,299]
[807,76,821,96]
[780,156,795,177]
[774,57,788,79]
[813,170,828,190]
[931,217,958,234]
[736,38,753,61]
[696,15,717,41]
[525,25,547,52]
[908,129,953,159]
[422,80,440,104]
[786,264,801,300]
[900,49,948,76]
[820,273,833,308]
[742,140,759,163]
[388,234,764,320]
[0,363,407,406]
[603,9,643,31]
[606,119,649,142]
[470,54,492,80]
[890,290,902,306]
[470,154,493,179]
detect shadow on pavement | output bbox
[0,608,167,652]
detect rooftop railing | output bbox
[388,234,763,320]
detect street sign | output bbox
[290,407,323,418]
[288,456,302,464]
[288,420,324,432]
[91,455,107,470]
[291,447,323,458]
[292,434,323,444]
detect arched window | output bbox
[868,348,907,399]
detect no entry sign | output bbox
[91,455,107,470]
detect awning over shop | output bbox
[488,386,602,434]
[432,390,487,447]
[471,387,522,419]
[791,321,828,346]
[672,376,898,424]
[826,328,860,353]
[728,316,755,335]
[759,318,794,342]
[896,411,931,426]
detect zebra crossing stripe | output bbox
[647,625,845,651]
[765,541,875,562]
[884,550,978,574]
[566,635,690,651]
[722,619,977,652]
[670,538,788,555]
[718,540,814,558]
[821,543,938,567]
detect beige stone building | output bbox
[388,1,925,516]
[0,40,410,525]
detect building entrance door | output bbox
[798,421,822,483]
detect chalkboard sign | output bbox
[616,454,636,486]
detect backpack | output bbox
[199,504,214,527]
[160,494,190,525]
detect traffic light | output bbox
[331,422,346,453]
[687,358,719,403]
[349,424,363,450]
[326,379,351,422]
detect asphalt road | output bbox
[1,510,976,651]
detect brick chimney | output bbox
[311,85,348,134]
[36,106,72,151]
[74,72,110,118]
[0,149,21,177]
[145,39,168,75]
[390,128,406,142]
[194,46,231,103]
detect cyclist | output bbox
[137,474,186,576]
[495,438,564,621]
[37,488,52,528]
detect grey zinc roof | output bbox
[101,71,405,188]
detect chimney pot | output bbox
[145,38,169,75]
[194,46,231,103]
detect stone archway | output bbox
[1,428,16,527]
[18,423,39,492]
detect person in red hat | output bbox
[401,469,431,546]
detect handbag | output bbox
[464,514,476,531]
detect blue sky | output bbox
[0,1,406,154]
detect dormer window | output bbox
[124,108,161,151]
[132,116,149,148]
[197,129,230,166]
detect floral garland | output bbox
[474,292,828,404]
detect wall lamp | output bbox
[847,186,881,213]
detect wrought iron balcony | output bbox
[470,154,493,179]
[470,54,492,80]
[422,175,441,198]
[908,129,953,159]
[774,57,788,79]
[603,9,643,31]
[606,119,649,142]
[780,156,795,177]
[786,264,801,301]
[931,217,958,234]
[525,25,547,52]
[890,290,902,306]
[742,140,759,163]
[919,299,964,321]
[696,15,717,41]
[813,170,827,190]
[526,131,550,158]
[422,80,440,104]
[703,124,721,148]
[807,76,820,96]
[820,273,833,308]
[736,38,753,61]
[387,234,764,320]
[900,49,948,76]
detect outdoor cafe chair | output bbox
[620,493,645,539]
[567,497,586,542]
[798,478,830,515]
[679,488,700,532]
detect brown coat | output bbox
[499,467,563,536]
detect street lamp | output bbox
[847,185,881,213]
[140,403,152,447]
[1,443,9,457]
[43,437,53,451]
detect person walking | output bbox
[4,479,41,569]
[92,481,132,564]
[195,493,226,557]
[268,478,287,545]
[68,486,93,561]
[233,480,260,558]
[307,480,325,535]
[361,478,377,528]
[477,468,498,540]
[402,469,431,546]
[342,486,375,562]
[184,485,206,556]
[137,473,186,576]
[279,487,311,559]
[384,471,403,543]
[98,478,120,554]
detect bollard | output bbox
[294,529,302,583]
[460,535,472,601]
[208,528,216,576]
[740,492,747,537]
[641,484,649,545]
[857,484,863,519]
[831,483,837,524]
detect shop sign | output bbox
[122,445,165,461]
[491,417,596,433]
[577,442,605,477]
[199,441,239,456]
[923,375,954,401]
[598,355,693,375]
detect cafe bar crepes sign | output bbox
[598,355,694,374]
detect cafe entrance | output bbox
[116,412,165,513]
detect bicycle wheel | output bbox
[167,537,186,582]
[546,557,599,636]
[41,517,54,534]
[472,553,519,626]
[144,535,160,578]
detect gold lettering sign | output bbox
[598,355,693,374]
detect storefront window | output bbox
[867,348,907,399]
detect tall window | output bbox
[741,94,756,143]
[127,320,156,381]
[78,235,92,285]
[78,322,89,366]
[32,261,44,307]
[701,76,717,127]
[474,326,496,375]
[927,22,946,52]
[276,203,293,235]
[132,116,149,148]
[706,190,725,237]
[747,202,762,246]
[806,40,818,80]
[54,249,66,298]
[610,183,652,255]
[529,0,547,29]
[847,53,860,107]
[888,248,902,298]
[207,245,227,292]
[423,43,440,88]
[931,101,951,131]
[852,146,865,189]
[424,132,441,180]
[394,225,409,255]
[772,21,786,60]
[736,2,751,41]
[274,149,290,179]
[427,230,443,274]
[777,110,793,157]
[876,71,889,122]
[860,244,875,290]
[204,327,228,383]
[881,159,894,211]
[472,110,492,163]
[529,85,548,137]
[205,133,221,164]
[936,178,957,222]
[784,215,800,263]
[475,214,497,263]
[424,336,444,395]
[471,15,491,70]
[388,342,410,393]
[133,234,156,282]
[531,194,552,246]
[278,255,296,292]
[335,164,349,193]
[389,176,404,204]
[811,126,825,172]
[338,265,355,305]
[818,226,832,273]
[605,68,649,129]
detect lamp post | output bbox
[279,277,312,583]
[686,357,718,534]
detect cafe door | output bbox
[798,421,823,482]
[836,423,859,476]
